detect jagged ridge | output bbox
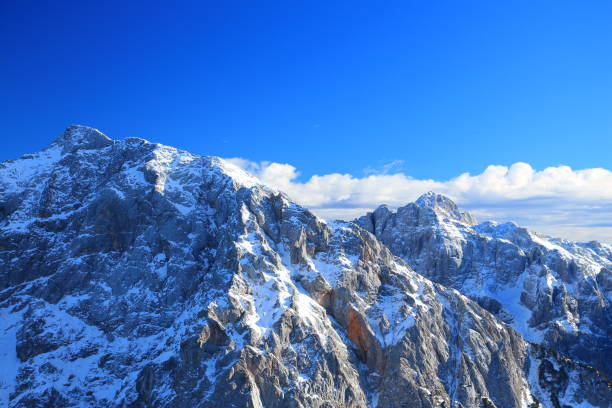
[0,127,610,407]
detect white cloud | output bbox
[226,159,612,243]
[363,159,406,175]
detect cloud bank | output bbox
[227,158,612,243]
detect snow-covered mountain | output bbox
[0,126,610,407]
[356,192,612,377]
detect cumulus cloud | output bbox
[225,158,612,243]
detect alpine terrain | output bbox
[0,126,610,408]
[356,193,612,377]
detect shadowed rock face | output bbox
[0,126,610,407]
[356,193,612,376]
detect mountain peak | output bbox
[415,191,457,210]
[51,125,114,153]
[414,192,478,225]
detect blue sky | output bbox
[2,1,611,179]
[2,1,612,241]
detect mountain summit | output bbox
[0,126,610,407]
[51,124,114,153]
[415,191,479,225]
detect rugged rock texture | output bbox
[0,126,610,407]
[356,192,612,377]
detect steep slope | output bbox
[0,127,609,407]
[356,192,612,377]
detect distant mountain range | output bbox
[0,126,609,407]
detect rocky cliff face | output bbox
[0,126,610,407]
[356,192,612,378]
